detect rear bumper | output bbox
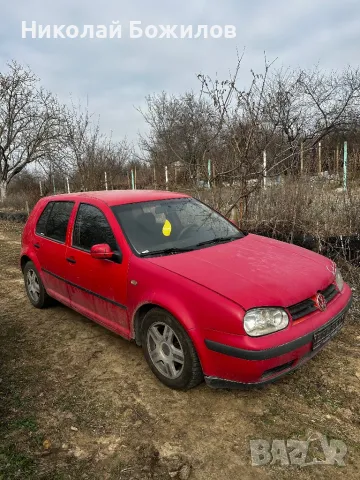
[202,291,352,387]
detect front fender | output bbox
[127,257,246,341]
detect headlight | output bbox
[244,308,289,337]
[335,267,344,292]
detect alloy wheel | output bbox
[27,269,40,303]
[146,322,185,379]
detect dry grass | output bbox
[1,221,360,480]
[242,178,360,237]
[2,175,360,235]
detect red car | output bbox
[21,190,352,389]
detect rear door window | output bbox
[72,203,117,251]
[36,201,74,243]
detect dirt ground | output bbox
[0,220,359,480]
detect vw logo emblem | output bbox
[315,293,327,312]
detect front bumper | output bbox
[202,291,352,388]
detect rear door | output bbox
[65,202,129,337]
[34,201,75,305]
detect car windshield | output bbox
[111,197,244,256]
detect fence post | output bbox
[318,142,322,175]
[165,166,168,190]
[300,142,304,174]
[208,159,211,189]
[343,141,348,192]
[66,177,70,193]
[25,201,30,217]
[263,150,267,189]
[52,176,56,194]
[39,181,43,196]
[131,169,135,190]
[104,171,108,190]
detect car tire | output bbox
[141,308,203,390]
[23,261,52,309]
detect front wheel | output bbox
[141,308,203,390]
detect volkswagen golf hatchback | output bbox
[21,190,352,389]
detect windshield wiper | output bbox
[140,235,243,257]
[193,235,243,248]
[140,246,195,257]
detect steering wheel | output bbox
[177,224,198,241]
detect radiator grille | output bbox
[288,283,339,321]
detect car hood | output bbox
[146,234,335,310]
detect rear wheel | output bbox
[141,308,203,390]
[23,261,52,308]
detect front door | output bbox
[65,202,129,337]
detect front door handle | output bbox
[66,257,76,264]
[33,243,40,249]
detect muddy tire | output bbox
[141,308,203,390]
[23,261,52,309]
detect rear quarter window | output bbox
[36,202,54,236]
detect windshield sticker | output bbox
[162,219,172,237]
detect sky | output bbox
[1,0,360,146]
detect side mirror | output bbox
[90,243,113,260]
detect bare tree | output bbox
[299,66,360,145]
[63,103,132,191]
[138,92,219,180]
[138,54,360,215]
[262,66,360,172]
[0,61,64,201]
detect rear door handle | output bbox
[66,257,76,264]
[33,243,40,249]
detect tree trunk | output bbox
[0,180,7,202]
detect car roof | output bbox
[43,190,190,207]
